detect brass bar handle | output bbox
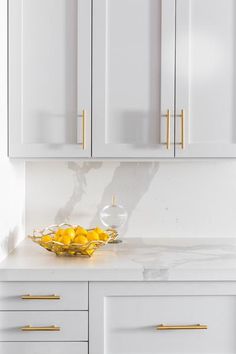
[21,325,60,332]
[77,110,86,149]
[21,294,61,300]
[82,109,86,150]
[177,109,185,149]
[157,324,208,331]
[166,109,171,150]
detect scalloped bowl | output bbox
[29,223,118,257]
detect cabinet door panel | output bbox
[0,311,88,341]
[9,0,91,158]
[106,296,235,354]
[0,281,88,311]
[176,0,236,157]
[90,282,236,354]
[93,0,175,158]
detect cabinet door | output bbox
[9,0,91,158]
[176,0,236,158]
[90,282,236,354]
[93,0,175,158]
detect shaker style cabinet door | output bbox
[90,282,236,354]
[176,0,236,158]
[92,0,175,158]
[9,0,91,158]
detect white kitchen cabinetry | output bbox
[1,238,236,354]
[0,311,88,341]
[93,0,175,158]
[8,0,236,159]
[90,282,236,354]
[0,281,88,310]
[9,0,91,158]
[0,281,89,354]
[3,280,236,354]
[176,0,236,158]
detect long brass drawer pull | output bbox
[21,325,60,332]
[176,109,185,149]
[82,109,86,150]
[21,294,61,300]
[166,109,171,150]
[157,324,208,330]
[77,110,86,149]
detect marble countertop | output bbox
[1,237,236,281]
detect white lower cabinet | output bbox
[0,281,88,311]
[0,342,88,354]
[0,281,89,354]
[0,311,88,341]
[89,282,236,354]
[2,281,236,353]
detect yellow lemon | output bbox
[55,228,65,240]
[87,230,99,241]
[99,232,109,242]
[73,235,88,245]
[64,228,76,240]
[55,235,63,243]
[75,226,88,236]
[94,227,104,235]
[61,234,72,245]
[41,235,53,243]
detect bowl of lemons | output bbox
[29,223,118,257]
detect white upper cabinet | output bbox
[8,0,236,159]
[9,0,91,158]
[176,0,236,158]
[92,0,175,158]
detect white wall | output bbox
[0,0,25,261]
[26,160,236,238]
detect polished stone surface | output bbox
[26,160,236,239]
[1,238,236,281]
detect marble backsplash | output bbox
[26,160,236,238]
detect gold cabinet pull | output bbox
[21,325,60,332]
[82,109,86,150]
[21,294,60,300]
[77,110,86,149]
[177,109,185,149]
[166,109,171,149]
[157,324,208,331]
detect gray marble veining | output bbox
[113,239,236,280]
[89,162,159,232]
[54,162,159,235]
[1,238,236,282]
[55,161,103,224]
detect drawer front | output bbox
[0,282,88,310]
[105,295,235,354]
[0,342,88,354]
[90,282,236,354]
[0,311,88,341]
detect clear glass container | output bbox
[99,196,128,242]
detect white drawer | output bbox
[106,295,227,354]
[90,282,236,354]
[0,311,88,341]
[0,342,88,354]
[0,282,88,310]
